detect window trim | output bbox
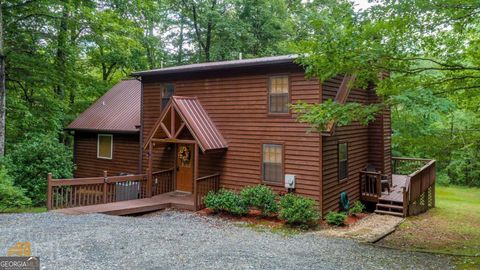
[267,75,291,116]
[97,134,113,160]
[261,142,285,186]
[338,141,348,182]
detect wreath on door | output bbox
[178,145,191,166]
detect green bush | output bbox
[278,194,319,227]
[203,189,248,216]
[240,185,278,216]
[325,211,347,226]
[348,201,365,216]
[5,135,74,205]
[0,166,31,211]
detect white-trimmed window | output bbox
[268,76,289,113]
[262,144,283,184]
[97,134,113,159]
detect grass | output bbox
[0,207,47,214]
[378,185,480,269]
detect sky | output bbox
[352,0,375,11]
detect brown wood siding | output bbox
[321,76,391,214]
[74,132,140,178]
[142,67,322,202]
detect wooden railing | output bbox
[392,157,430,175]
[402,159,436,216]
[360,171,383,202]
[151,168,175,196]
[194,173,220,210]
[47,172,148,210]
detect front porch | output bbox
[47,169,220,215]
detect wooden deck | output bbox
[54,191,195,216]
[379,174,408,203]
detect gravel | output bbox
[0,210,454,270]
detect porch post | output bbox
[103,171,108,203]
[147,142,153,197]
[193,143,199,210]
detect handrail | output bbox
[152,168,174,175]
[407,160,435,178]
[194,173,220,210]
[196,173,220,182]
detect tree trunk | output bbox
[55,0,69,99]
[0,3,5,156]
[177,16,184,64]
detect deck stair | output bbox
[375,198,404,217]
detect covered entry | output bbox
[143,96,227,209]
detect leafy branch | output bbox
[290,99,381,133]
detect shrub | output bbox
[0,166,31,210]
[203,189,248,216]
[278,194,319,227]
[240,185,278,216]
[325,211,347,226]
[348,201,365,216]
[5,135,74,205]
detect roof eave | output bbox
[131,56,298,77]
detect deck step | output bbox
[376,203,404,210]
[374,209,404,217]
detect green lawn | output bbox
[0,207,47,214]
[379,185,480,269]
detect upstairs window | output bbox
[338,142,348,180]
[161,83,175,109]
[268,76,289,114]
[97,134,113,159]
[262,144,283,184]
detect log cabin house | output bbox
[55,55,436,217]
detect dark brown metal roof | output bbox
[67,79,141,133]
[173,96,228,151]
[132,55,298,77]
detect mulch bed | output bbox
[197,208,369,229]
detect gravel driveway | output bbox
[0,211,453,270]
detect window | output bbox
[268,76,289,113]
[338,142,348,180]
[262,144,283,184]
[161,83,175,109]
[97,134,113,159]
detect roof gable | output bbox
[144,96,227,152]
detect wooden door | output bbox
[176,144,194,192]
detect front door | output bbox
[176,144,194,192]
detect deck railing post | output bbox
[402,186,408,217]
[146,168,152,197]
[103,171,108,203]
[47,173,52,210]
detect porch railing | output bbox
[401,159,436,216]
[392,157,431,175]
[47,172,148,210]
[194,173,220,210]
[359,171,383,202]
[151,168,175,196]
